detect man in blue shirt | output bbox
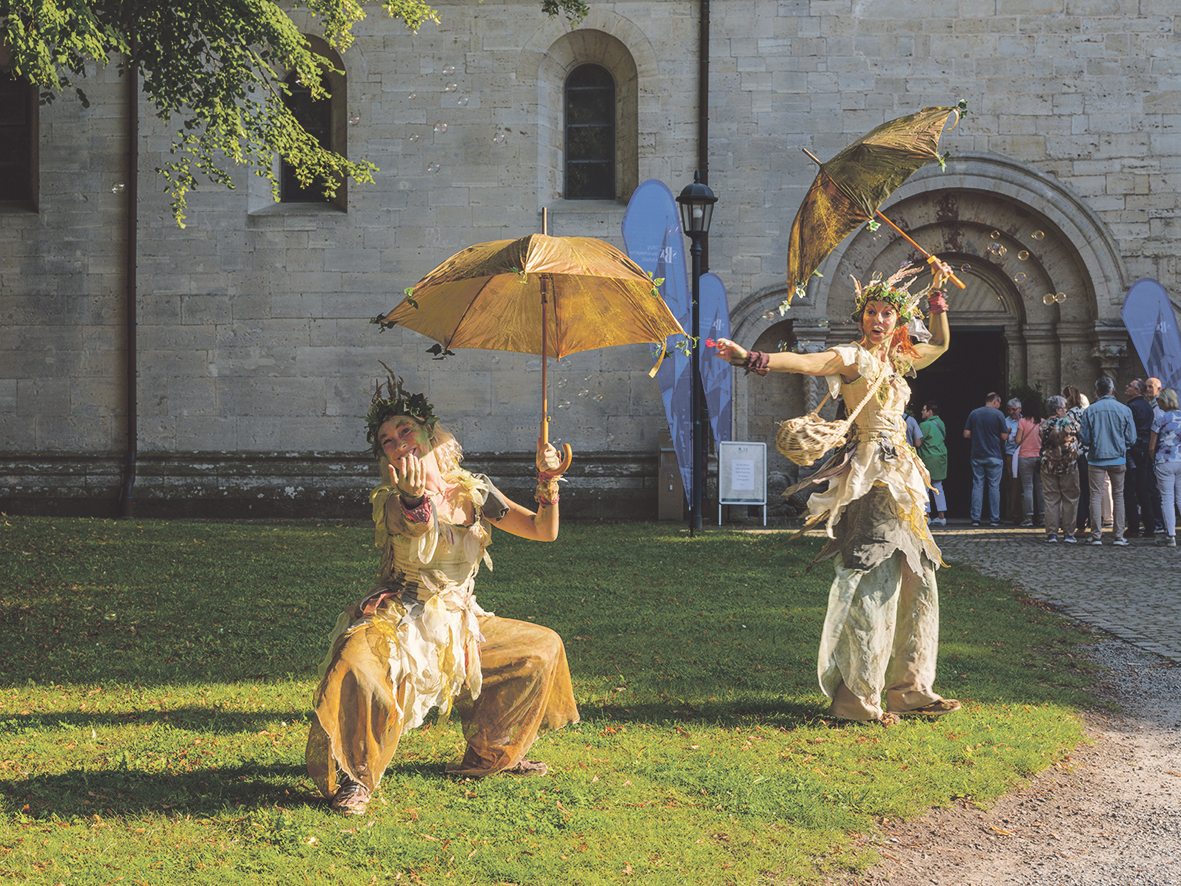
[1003,398,1023,523]
[1078,376,1137,545]
[964,392,1010,526]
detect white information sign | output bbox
[717,441,767,525]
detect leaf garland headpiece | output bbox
[364,362,438,459]
[850,264,927,325]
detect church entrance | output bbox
[907,328,1007,520]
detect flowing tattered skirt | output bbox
[306,609,579,797]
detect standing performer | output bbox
[713,262,960,724]
[306,373,580,814]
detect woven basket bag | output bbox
[775,369,888,466]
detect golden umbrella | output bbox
[786,104,968,305]
[373,233,686,471]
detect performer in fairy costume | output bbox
[713,260,961,724]
[306,372,579,814]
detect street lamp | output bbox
[676,170,717,537]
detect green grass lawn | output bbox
[0,516,1098,885]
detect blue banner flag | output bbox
[1121,278,1181,391]
[698,272,732,445]
[622,180,693,504]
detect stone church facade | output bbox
[2,0,1178,519]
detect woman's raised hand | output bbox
[536,438,563,476]
[712,338,748,367]
[389,453,427,501]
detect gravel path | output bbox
[826,523,1181,886]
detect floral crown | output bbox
[850,264,926,324]
[364,362,438,459]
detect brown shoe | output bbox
[896,699,962,718]
[330,777,372,815]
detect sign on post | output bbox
[717,441,767,526]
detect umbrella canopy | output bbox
[786,104,964,303]
[375,233,685,360]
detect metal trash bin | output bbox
[658,429,686,521]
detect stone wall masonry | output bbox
[2,0,1180,517]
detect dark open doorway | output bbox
[907,328,1007,519]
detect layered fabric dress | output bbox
[790,343,946,721]
[306,470,579,798]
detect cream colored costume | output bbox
[306,470,579,798]
[794,343,946,721]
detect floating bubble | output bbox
[1013,273,1027,284]
[409,133,421,143]
[492,132,507,144]
[427,162,441,174]
[578,389,590,398]
[442,64,456,75]
[987,243,1007,258]
[592,393,605,402]
[444,82,458,93]
[104,611,118,623]
[457,96,469,106]
[1055,292,1067,303]
[559,358,573,369]
[1017,250,1030,261]
[817,318,830,328]
[111,182,125,194]
[434,121,447,134]
[557,377,568,389]
[557,400,571,410]
[960,263,971,272]
[1043,293,1055,305]
[990,230,1001,240]
[606,434,615,443]
[492,356,500,364]
[408,92,417,100]
[1031,230,1045,241]
[349,114,361,125]
[762,310,777,321]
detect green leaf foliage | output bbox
[0,0,589,225]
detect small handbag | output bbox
[775,368,889,466]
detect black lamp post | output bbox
[676,170,717,537]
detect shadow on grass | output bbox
[574,698,825,730]
[0,706,307,735]
[3,762,321,820]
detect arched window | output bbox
[279,38,346,209]
[564,64,615,200]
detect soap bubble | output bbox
[408,92,417,100]
[762,310,776,321]
[1043,293,1055,305]
[592,393,605,402]
[457,96,469,106]
[434,121,447,134]
[111,182,125,194]
[104,611,118,622]
[557,377,568,389]
[1013,273,1026,284]
[409,133,421,143]
[987,243,1007,258]
[1031,230,1045,241]
[578,389,589,398]
[442,64,456,75]
[818,318,830,328]
[427,162,441,174]
[349,113,361,125]
[492,132,507,144]
[1018,250,1030,261]
[557,400,571,410]
[960,263,971,272]
[1055,292,1067,303]
[990,230,1001,239]
[444,82,457,93]
[606,434,615,443]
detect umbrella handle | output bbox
[539,424,574,474]
[872,210,967,290]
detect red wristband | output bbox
[927,292,947,315]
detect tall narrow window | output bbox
[564,64,615,200]
[0,72,38,206]
[281,67,334,203]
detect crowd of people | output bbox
[958,376,1180,547]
